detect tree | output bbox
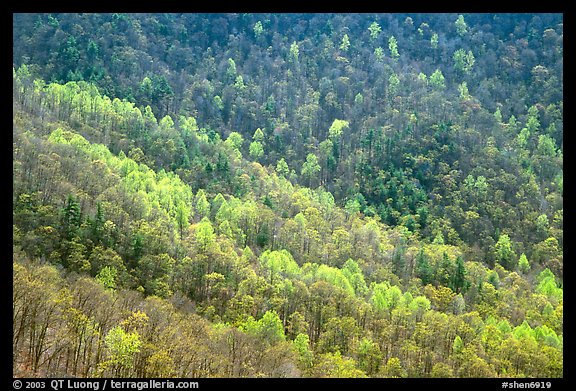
[533,237,560,265]
[61,194,82,239]
[517,127,530,149]
[451,256,468,293]
[374,47,384,62]
[494,233,516,270]
[225,131,244,151]
[382,357,406,378]
[317,316,360,354]
[526,106,541,132]
[259,249,300,284]
[368,22,381,41]
[455,15,468,36]
[431,362,454,377]
[424,285,456,312]
[175,201,190,239]
[416,248,433,285]
[328,119,349,141]
[213,95,224,111]
[195,190,210,219]
[301,153,321,188]
[342,259,368,296]
[474,176,488,198]
[457,351,496,377]
[340,34,350,52]
[431,33,439,49]
[437,251,454,287]
[137,253,175,297]
[494,108,503,123]
[249,141,264,161]
[241,310,286,345]
[13,261,70,374]
[253,21,263,38]
[458,82,470,100]
[101,326,142,377]
[388,73,400,97]
[408,295,431,321]
[355,337,382,375]
[388,36,399,59]
[536,268,562,300]
[63,239,90,273]
[312,351,367,378]
[293,333,314,370]
[96,266,118,290]
[159,115,175,132]
[429,69,445,89]
[89,246,126,279]
[536,214,549,237]
[10,13,566,379]
[226,58,237,81]
[418,72,427,83]
[276,158,289,178]
[518,253,531,274]
[253,128,265,143]
[452,335,464,355]
[195,217,216,252]
[289,41,299,63]
[453,49,475,74]
[88,202,106,243]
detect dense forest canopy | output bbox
[13,13,562,378]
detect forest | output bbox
[12,13,562,378]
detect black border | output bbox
[9,2,570,389]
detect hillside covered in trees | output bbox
[13,13,562,378]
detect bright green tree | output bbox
[253,127,265,142]
[458,82,470,100]
[388,36,399,58]
[195,217,216,252]
[276,158,290,178]
[313,351,367,377]
[301,153,321,187]
[494,108,503,123]
[328,119,349,141]
[430,69,446,89]
[431,33,439,49]
[374,47,384,62]
[96,266,118,290]
[253,21,263,38]
[249,141,264,161]
[293,333,314,369]
[455,15,468,36]
[355,337,382,375]
[518,253,531,273]
[453,335,464,355]
[175,201,190,239]
[102,326,142,376]
[368,21,381,40]
[225,132,244,151]
[453,49,475,74]
[242,310,286,345]
[195,190,210,218]
[494,233,516,270]
[388,73,400,96]
[226,58,237,80]
[289,41,299,62]
[340,34,350,52]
